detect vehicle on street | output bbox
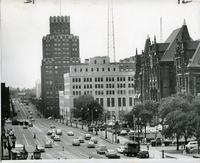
[119,130,128,136]
[137,150,149,158]
[90,137,98,144]
[123,141,140,156]
[77,136,84,143]
[28,122,33,127]
[67,130,74,136]
[30,112,33,115]
[30,118,35,122]
[5,118,12,124]
[23,125,28,129]
[117,146,125,153]
[45,141,53,148]
[87,141,95,148]
[51,133,56,139]
[186,141,198,153]
[151,137,172,146]
[47,129,53,135]
[105,149,120,158]
[72,139,80,146]
[48,116,53,120]
[56,129,62,135]
[84,134,92,140]
[9,130,14,136]
[96,145,107,154]
[37,145,45,152]
[11,144,24,159]
[54,135,60,141]
[50,124,56,128]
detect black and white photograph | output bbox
[1,0,200,163]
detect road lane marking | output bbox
[23,134,29,146]
[58,151,76,159]
[20,127,23,132]
[36,139,41,145]
[79,152,90,158]
[93,152,105,158]
[33,125,42,132]
[46,153,54,159]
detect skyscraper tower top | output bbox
[49,16,70,35]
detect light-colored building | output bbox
[36,79,41,98]
[63,56,135,120]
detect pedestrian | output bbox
[147,143,150,150]
[33,133,36,139]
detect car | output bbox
[67,130,74,136]
[30,112,33,115]
[56,129,62,135]
[28,122,33,127]
[87,141,95,148]
[37,145,45,152]
[84,134,92,140]
[11,144,24,159]
[54,135,61,141]
[5,118,12,124]
[186,141,198,153]
[50,124,56,128]
[47,129,53,135]
[96,145,107,154]
[77,136,84,143]
[23,125,28,129]
[51,133,56,139]
[72,139,80,146]
[90,137,98,144]
[9,130,14,136]
[30,118,35,122]
[105,149,120,158]
[48,116,53,120]
[137,150,149,158]
[117,146,125,153]
[45,141,53,148]
[119,130,128,136]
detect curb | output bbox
[193,155,200,158]
[165,155,177,159]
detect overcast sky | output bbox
[1,0,200,89]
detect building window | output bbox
[108,68,110,71]
[129,97,132,106]
[103,60,105,64]
[123,98,126,107]
[111,98,115,107]
[118,98,121,107]
[95,60,97,64]
[107,98,110,107]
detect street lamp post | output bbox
[105,112,108,139]
[137,117,141,148]
[20,145,28,160]
[81,108,83,129]
[95,109,98,135]
[2,134,16,160]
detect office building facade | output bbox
[63,56,135,121]
[41,16,80,118]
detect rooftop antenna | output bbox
[160,17,163,43]
[107,0,116,63]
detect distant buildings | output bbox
[63,56,135,120]
[41,16,80,118]
[1,83,10,119]
[35,79,41,98]
[134,20,200,103]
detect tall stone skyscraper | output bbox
[41,16,80,118]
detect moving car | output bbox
[28,122,33,127]
[51,133,56,139]
[87,141,95,148]
[186,141,198,153]
[77,136,84,143]
[45,141,53,148]
[117,146,125,153]
[137,150,149,158]
[23,125,28,129]
[123,141,140,156]
[31,118,35,122]
[5,118,12,124]
[90,137,98,144]
[54,135,61,141]
[47,129,53,135]
[105,149,120,158]
[50,124,56,128]
[72,139,80,146]
[56,129,62,135]
[119,130,128,136]
[67,130,74,136]
[9,130,14,136]
[37,145,45,152]
[84,134,92,140]
[96,145,107,154]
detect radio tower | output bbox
[107,0,116,63]
[160,17,163,43]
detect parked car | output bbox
[30,118,35,122]
[119,130,128,136]
[51,133,56,139]
[96,145,107,154]
[77,136,84,143]
[23,125,28,129]
[54,135,61,141]
[90,137,98,144]
[117,146,125,153]
[5,118,12,124]
[47,129,53,135]
[84,134,92,140]
[137,150,149,158]
[45,141,53,148]
[28,122,33,127]
[37,145,45,152]
[151,137,172,146]
[56,129,62,135]
[87,141,95,148]
[105,149,120,158]
[72,139,80,146]
[67,130,74,136]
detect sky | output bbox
[1,0,200,90]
